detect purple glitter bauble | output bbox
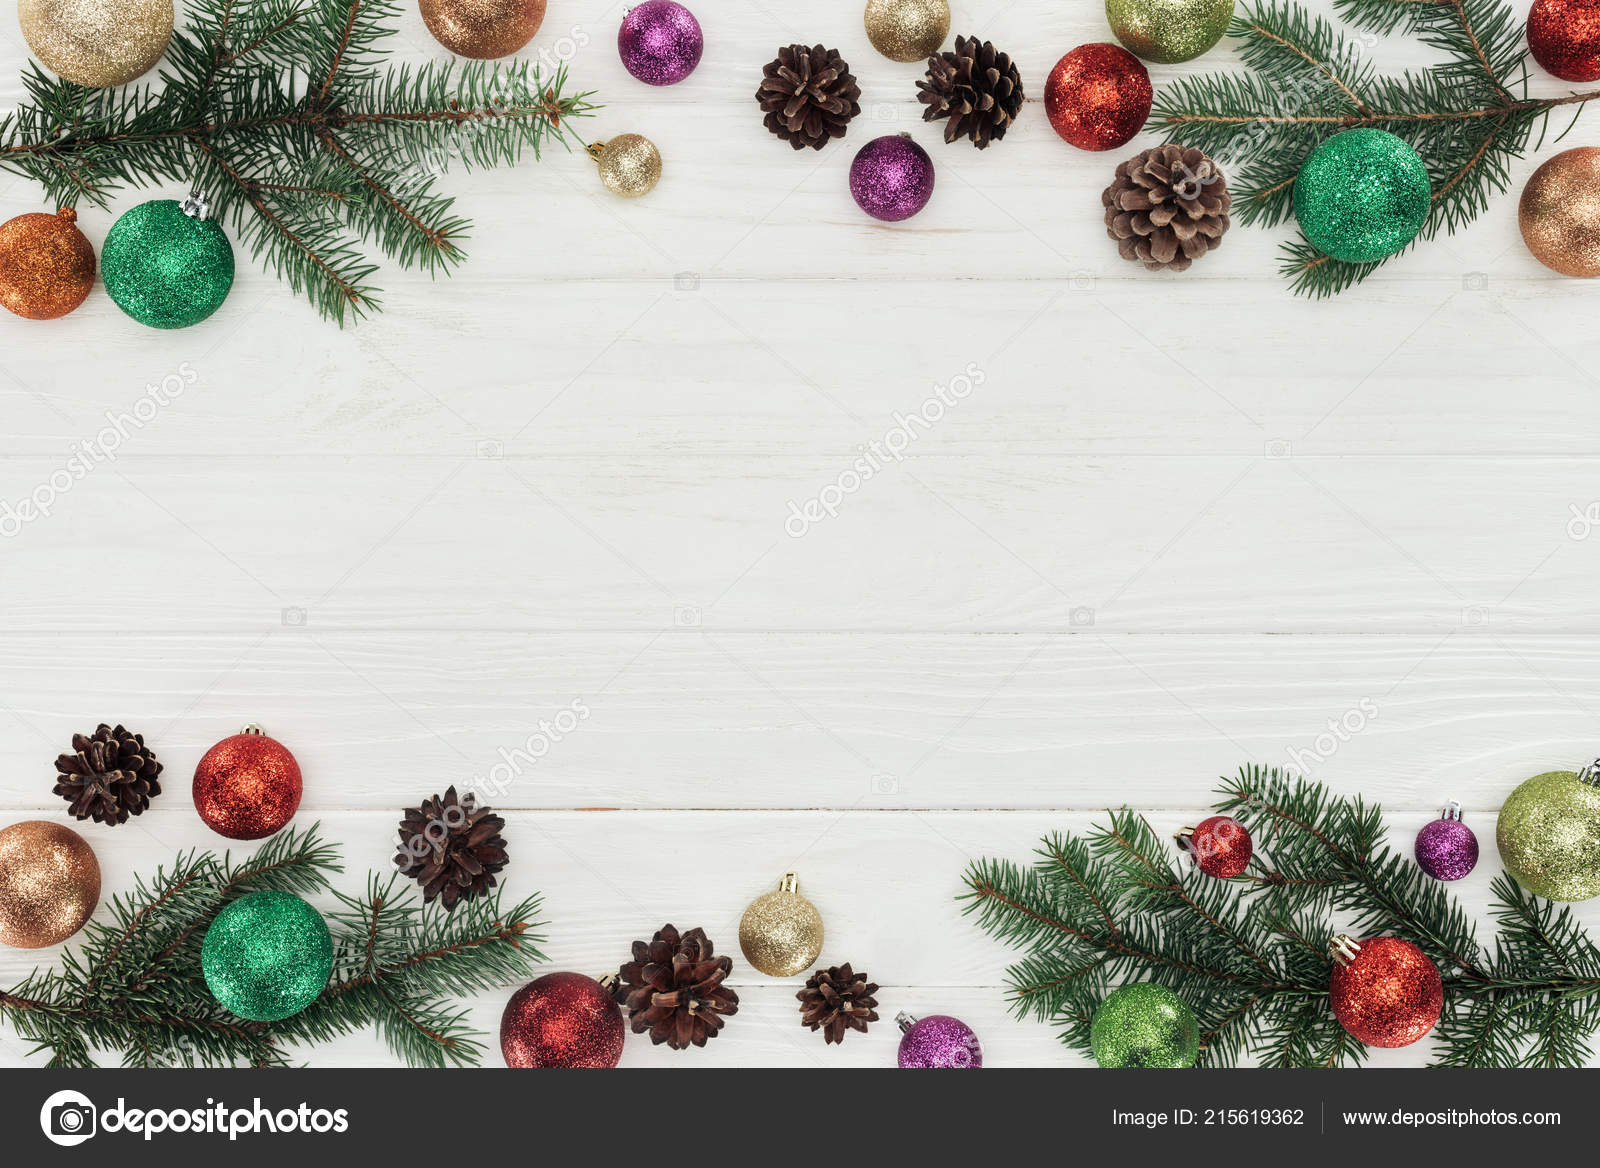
[850,134,935,222]
[898,1014,982,1068]
[1415,817,1478,881]
[618,1,703,86]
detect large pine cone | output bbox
[394,786,509,910]
[614,924,739,1049]
[54,723,163,825]
[756,44,861,151]
[797,962,879,1044]
[1102,145,1231,272]
[917,35,1023,149]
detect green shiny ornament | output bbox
[1293,129,1430,263]
[1496,769,1600,902]
[1090,982,1200,1068]
[102,196,234,329]
[1106,0,1233,64]
[202,890,333,1021]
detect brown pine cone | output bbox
[54,723,163,825]
[394,786,509,910]
[613,924,739,1049]
[1102,145,1232,272]
[797,962,880,1043]
[756,44,861,151]
[916,35,1023,149]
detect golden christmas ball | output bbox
[19,0,173,88]
[1519,146,1600,278]
[0,821,101,949]
[738,873,825,977]
[0,207,96,320]
[1497,768,1600,901]
[419,0,546,59]
[863,0,950,63]
[588,134,662,198]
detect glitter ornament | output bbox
[588,134,662,198]
[1497,764,1600,901]
[501,972,626,1068]
[617,0,702,86]
[0,821,100,949]
[850,133,935,222]
[0,207,95,320]
[18,0,172,88]
[1044,44,1151,152]
[863,0,950,63]
[1328,934,1442,1048]
[1293,129,1430,263]
[1528,0,1600,81]
[202,890,332,1022]
[739,872,825,977]
[419,0,546,59]
[1518,147,1600,278]
[1175,815,1253,878]
[102,195,234,329]
[1414,800,1478,882]
[1105,0,1233,64]
[897,1012,982,1068]
[1089,982,1199,1067]
[192,725,303,841]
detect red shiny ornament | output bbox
[1328,935,1442,1048]
[1044,44,1152,152]
[192,727,302,840]
[1183,815,1253,878]
[1529,0,1600,81]
[501,972,626,1068]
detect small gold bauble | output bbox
[1497,769,1600,902]
[588,134,662,198]
[863,0,950,63]
[739,873,825,977]
[0,821,101,949]
[418,0,546,60]
[1519,147,1600,278]
[19,0,173,88]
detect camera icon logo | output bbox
[282,606,308,627]
[40,1089,97,1146]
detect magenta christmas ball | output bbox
[1415,802,1478,882]
[850,134,935,222]
[618,0,703,86]
[897,1011,981,1067]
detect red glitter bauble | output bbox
[1189,815,1253,878]
[1329,936,1442,1048]
[1529,0,1600,81]
[1044,44,1152,152]
[192,728,302,840]
[501,972,626,1068]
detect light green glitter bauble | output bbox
[1090,982,1199,1068]
[202,890,333,1021]
[101,198,234,329]
[1292,129,1430,263]
[1106,0,1233,64]
[1496,770,1600,902]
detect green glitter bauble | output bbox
[1106,0,1233,64]
[1292,129,1431,263]
[202,890,333,1021]
[1496,771,1600,902]
[101,199,234,329]
[1090,982,1200,1068]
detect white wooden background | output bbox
[3,0,1600,1069]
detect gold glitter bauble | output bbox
[588,134,662,198]
[1496,770,1600,902]
[19,0,173,88]
[739,873,825,977]
[0,207,95,320]
[1519,147,1600,278]
[863,0,950,63]
[418,0,546,60]
[0,821,100,949]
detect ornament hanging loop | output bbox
[1439,799,1464,821]
[180,190,212,221]
[1173,826,1197,857]
[1579,757,1600,787]
[777,872,799,894]
[896,1010,918,1033]
[240,723,266,736]
[585,141,607,163]
[1330,934,1361,966]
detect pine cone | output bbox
[54,723,162,825]
[1102,145,1232,272]
[756,44,861,151]
[613,924,739,1049]
[917,36,1023,149]
[797,962,879,1044]
[394,786,509,911]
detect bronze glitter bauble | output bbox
[1497,768,1600,900]
[738,873,825,977]
[0,207,95,320]
[588,134,662,198]
[1519,147,1600,278]
[19,0,172,88]
[1328,935,1442,1048]
[419,0,546,59]
[192,725,303,841]
[0,821,100,949]
[863,0,950,63]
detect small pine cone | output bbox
[394,786,509,911]
[54,723,163,825]
[1102,144,1232,272]
[916,35,1023,149]
[756,44,861,151]
[797,962,880,1044]
[613,924,740,1049]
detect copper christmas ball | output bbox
[1328,935,1442,1048]
[501,972,626,1067]
[1044,44,1152,152]
[0,207,95,320]
[0,821,100,949]
[419,0,546,59]
[863,0,950,63]
[1519,147,1600,278]
[192,726,302,840]
[19,0,173,87]
[1528,0,1600,81]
